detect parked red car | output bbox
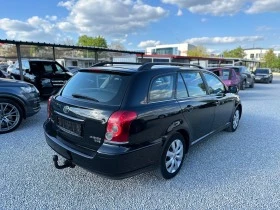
[208,67,241,90]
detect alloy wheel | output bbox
[0,103,21,132]
[232,109,240,130]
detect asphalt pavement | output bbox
[1,76,280,209]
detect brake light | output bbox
[47,96,53,118]
[105,111,137,144]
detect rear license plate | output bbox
[57,117,82,136]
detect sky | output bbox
[0,0,280,54]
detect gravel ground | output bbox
[1,76,280,210]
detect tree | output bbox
[187,46,209,57]
[77,35,108,58]
[77,35,108,48]
[262,49,278,68]
[223,46,246,58]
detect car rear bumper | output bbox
[44,120,162,179]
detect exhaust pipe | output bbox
[52,155,75,169]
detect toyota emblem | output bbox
[63,106,70,114]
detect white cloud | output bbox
[61,0,168,36]
[246,0,280,14]
[270,45,280,50]
[0,1,167,43]
[0,18,35,31]
[138,40,161,48]
[185,36,264,45]
[0,16,62,42]
[162,0,280,16]
[256,25,273,32]
[177,9,183,16]
[162,0,244,15]
[45,15,58,21]
[58,0,75,10]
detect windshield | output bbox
[255,69,269,74]
[61,71,130,105]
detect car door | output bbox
[242,66,254,85]
[176,71,215,142]
[202,72,235,130]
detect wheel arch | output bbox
[176,129,190,154]
[0,95,26,119]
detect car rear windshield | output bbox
[255,69,269,74]
[61,71,131,105]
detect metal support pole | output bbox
[95,51,98,63]
[53,46,56,60]
[16,43,24,81]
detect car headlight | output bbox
[21,85,39,94]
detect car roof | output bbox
[80,62,205,74]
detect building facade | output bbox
[244,48,280,61]
[146,43,196,56]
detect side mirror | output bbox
[228,86,238,94]
[25,69,30,73]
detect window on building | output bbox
[72,61,78,66]
[250,54,254,59]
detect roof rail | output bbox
[137,62,204,71]
[91,61,204,71]
[92,61,141,67]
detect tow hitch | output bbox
[52,155,76,169]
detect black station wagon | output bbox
[44,62,242,179]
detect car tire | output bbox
[240,80,246,90]
[249,80,254,88]
[226,108,240,132]
[0,99,23,134]
[160,133,186,179]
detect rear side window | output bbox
[149,74,175,102]
[181,72,207,97]
[61,72,130,105]
[221,70,230,80]
[203,73,225,94]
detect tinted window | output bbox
[55,64,64,73]
[62,72,130,105]
[43,63,55,74]
[221,70,230,80]
[176,73,188,99]
[203,73,225,94]
[149,74,175,102]
[181,72,206,97]
[255,69,269,74]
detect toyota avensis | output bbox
[44,62,242,179]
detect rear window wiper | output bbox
[72,93,99,102]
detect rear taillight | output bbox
[47,96,53,118]
[105,111,137,144]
